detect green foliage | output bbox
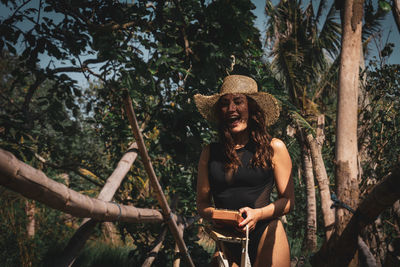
[0,187,76,266]
[265,0,341,115]
[72,242,136,267]
[1,0,397,265]
[0,0,276,265]
[360,60,400,181]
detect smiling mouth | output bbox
[227,116,241,126]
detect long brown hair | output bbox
[217,96,274,171]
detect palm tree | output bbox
[265,0,341,244]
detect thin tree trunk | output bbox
[25,200,35,238]
[358,236,377,267]
[102,222,121,245]
[311,163,400,267]
[373,217,386,265]
[173,224,185,267]
[306,134,335,239]
[392,0,400,34]
[302,143,317,251]
[335,0,364,238]
[141,227,168,267]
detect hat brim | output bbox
[194,92,280,126]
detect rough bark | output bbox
[0,148,163,223]
[302,143,317,251]
[335,0,364,237]
[311,163,400,267]
[123,91,195,267]
[307,134,335,239]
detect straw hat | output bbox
[194,75,280,126]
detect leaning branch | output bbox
[141,226,168,267]
[123,90,195,267]
[392,0,400,35]
[311,163,400,267]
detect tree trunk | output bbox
[306,134,335,239]
[311,163,400,267]
[0,148,164,223]
[102,222,121,245]
[358,236,377,267]
[302,141,317,251]
[335,0,364,237]
[392,0,400,34]
[141,227,168,267]
[25,200,35,238]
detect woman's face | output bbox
[219,94,249,134]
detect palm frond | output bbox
[363,0,388,42]
[311,56,340,102]
[315,0,329,25]
[290,110,316,135]
[317,2,341,59]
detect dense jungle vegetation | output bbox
[0,0,399,266]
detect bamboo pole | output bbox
[122,91,195,267]
[141,226,168,267]
[58,142,139,267]
[0,148,163,223]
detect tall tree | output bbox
[265,0,341,240]
[335,0,364,236]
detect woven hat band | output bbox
[220,75,258,94]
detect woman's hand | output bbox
[238,207,261,232]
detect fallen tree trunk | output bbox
[0,148,163,223]
[311,163,400,267]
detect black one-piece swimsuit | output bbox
[208,141,275,265]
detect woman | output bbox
[194,75,294,267]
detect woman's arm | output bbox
[239,138,294,230]
[196,145,215,221]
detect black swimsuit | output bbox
[208,141,275,264]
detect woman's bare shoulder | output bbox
[270,138,287,150]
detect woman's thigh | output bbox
[254,219,290,267]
